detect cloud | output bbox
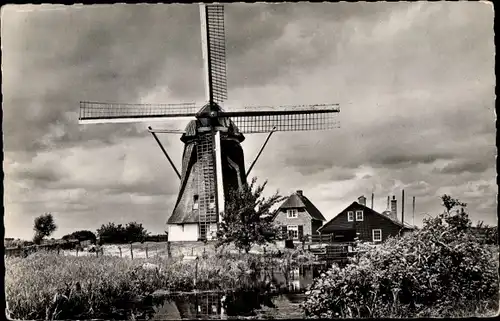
[436,159,493,175]
[2,2,496,239]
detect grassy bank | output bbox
[5,249,313,320]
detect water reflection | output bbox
[151,266,321,320]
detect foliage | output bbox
[4,239,33,248]
[474,221,498,245]
[97,222,149,244]
[441,194,467,214]
[5,251,285,320]
[33,213,57,245]
[216,177,285,253]
[62,230,97,244]
[302,195,499,318]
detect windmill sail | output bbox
[78,101,198,124]
[200,4,227,105]
[222,104,341,133]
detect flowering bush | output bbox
[302,207,499,318]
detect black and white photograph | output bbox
[2,2,497,319]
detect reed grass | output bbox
[5,249,303,320]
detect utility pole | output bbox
[412,196,415,226]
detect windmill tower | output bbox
[79,4,341,241]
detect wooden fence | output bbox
[308,242,356,263]
[5,240,81,258]
[5,241,173,259]
[307,234,335,243]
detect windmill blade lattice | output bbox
[196,131,218,239]
[79,101,198,123]
[226,104,341,133]
[205,4,227,104]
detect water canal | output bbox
[142,265,325,320]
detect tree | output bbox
[440,195,470,232]
[96,221,149,244]
[97,222,125,244]
[62,230,97,244]
[124,222,149,243]
[441,194,467,214]
[216,177,285,253]
[33,213,57,244]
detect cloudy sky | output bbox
[2,2,496,239]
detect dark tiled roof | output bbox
[318,202,416,232]
[277,192,326,221]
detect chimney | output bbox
[371,193,374,209]
[357,195,366,206]
[386,196,390,211]
[390,196,397,220]
[401,189,405,225]
[296,190,303,196]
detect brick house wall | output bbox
[273,208,323,238]
[274,208,312,236]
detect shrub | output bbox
[302,210,499,318]
[97,222,149,244]
[62,230,97,244]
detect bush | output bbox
[97,222,149,244]
[4,239,32,248]
[301,210,499,318]
[62,230,97,244]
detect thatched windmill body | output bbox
[79,4,340,241]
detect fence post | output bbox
[146,244,149,259]
[119,246,122,258]
[194,258,198,287]
[130,243,133,260]
[76,247,79,257]
[96,246,99,257]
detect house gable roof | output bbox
[318,201,416,232]
[275,192,326,221]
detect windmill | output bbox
[79,4,340,241]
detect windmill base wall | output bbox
[167,223,218,242]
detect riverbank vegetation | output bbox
[5,248,312,320]
[301,196,499,318]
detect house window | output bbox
[347,211,354,222]
[287,225,299,239]
[193,195,199,210]
[356,210,364,221]
[372,229,382,242]
[287,209,298,218]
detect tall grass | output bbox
[5,249,306,320]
